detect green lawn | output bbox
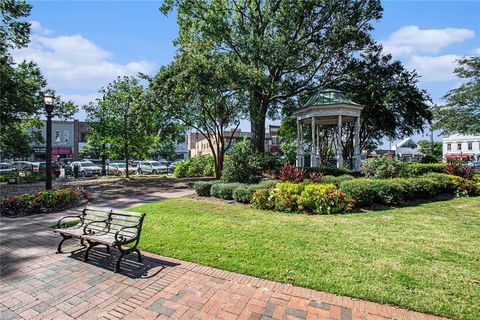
[132,197,480,320]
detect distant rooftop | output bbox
[303,89,359,107]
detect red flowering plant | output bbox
[279,164,305,183]
[0,187,89,216]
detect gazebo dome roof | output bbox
[303,89,359,107]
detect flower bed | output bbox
[0,187,90,217]
[251,181,354,214]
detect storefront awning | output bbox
[445,154,474,159]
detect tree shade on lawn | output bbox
[130,197,480,320]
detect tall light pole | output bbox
[44,92,55,190]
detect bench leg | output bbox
[57,235,72,253]
[106,245,110,253]
[84,240,97,261]
[115,250,127,273]
[80,239,86,247]
[134,248,142,262]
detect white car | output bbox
[70,161,102,177]
[137,161,168,174]
[108,162,136,176]
[0,163,14,174]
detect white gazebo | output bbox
[293,89,364,170]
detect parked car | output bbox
[0,163,14,174]
[167,159,183,172]
[31,162,61,176]
[12,161,33,171]
[70,161,102,177]
[108,162,136,176]
[136,161,168,174]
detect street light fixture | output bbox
[44,92,55,190]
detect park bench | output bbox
[55,207,145,272]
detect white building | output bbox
[391,137,423,162]
[443,134,480,162]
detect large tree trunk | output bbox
[249,92,268,152]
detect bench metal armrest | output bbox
[57,215,83,229]
[114,226,139,245]
[83,219,110,235]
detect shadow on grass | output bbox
[354,193,457,213]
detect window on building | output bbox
[55,130,60,143]
[468,142,473,150]
[64,130,69,144]
[447,143,451,151]
[457,143,462,151]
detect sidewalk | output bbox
[0,208,446,320]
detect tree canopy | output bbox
[84,76,154,177]
[161,0,383,152]
[434,56,480,135]
[148,51,246,178]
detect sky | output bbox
[13,0,480,145]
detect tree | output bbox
[84,76,155,178]
[161,0,383,152]
[417,140,442,158]
[148,52,246,178]
[1,0,76,158]
[79,138,103,159]
[150,139,176,160]
[434,56,480,135]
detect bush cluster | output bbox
[444,162,476,180]
[339,173,457,207]
[0,187,89,216]
[406,163,447,176]
[310,165,350,176]
[232,180,278,203]
[361,157,409,179]
[252,181,354,214]
[321,174,354,186]
[210,183,245,200]
[174,155,215,178]
[193,180,219,196]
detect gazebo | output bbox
[293,89,364,170]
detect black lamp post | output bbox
[44,92,55,190]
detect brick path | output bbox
[0,210,446,320]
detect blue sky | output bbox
[15,1,480,143]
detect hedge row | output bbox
[406,163,447,176]
[193,180,278,203]
[339,173,459,207]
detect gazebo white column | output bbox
[316,125,320,165]
[337,115,343,168]
[311,116,316,167]
[354,116,361,170]
[296,119,304,167]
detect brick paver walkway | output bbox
[0,209,446,320]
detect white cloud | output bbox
[407,54,459,82]
[29,20,53,35]
[472,47,480,55]
[12,23,156,108]
[381,26,475,56]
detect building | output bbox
[188,125,282,158]
[442,134,480,161]
[28,120,90,161]
[173,134,189,160]
[391,137,423,162]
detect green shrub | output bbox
[321,174,354,186]
[0,173,16,182]
[297,183,354,214]
[339,179,378,207]
[361,156,409,179]
[251,188,273,210]
[222,139,257,183]
[310,165,349,176]
[406,163,447,177]
[174,155,215,178]
[252,152,282,174]
[193,180,219,196]
[211,183,245,200]
[340,174,458,208]
[232,180,278,204]
[21,172,45,183]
